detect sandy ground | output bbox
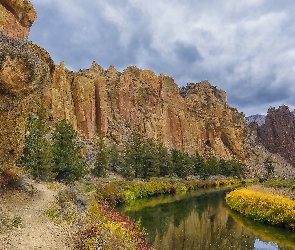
[0,183,75,250]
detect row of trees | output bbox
[95,133,245,180]
[19,106,245,182]
[18,106,86,182]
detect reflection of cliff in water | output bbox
[124,190,255,250]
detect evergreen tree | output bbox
[51,119,87,182]
[92,137,109,177]
[193,151,205,176]
[122,133,144,178]
[264,157,274,178]
[18,105,54,180]
[171,149,193,178]
[140,138,160,179]
[156,142,172,177]
[205,156,220,176]
[108,144,121,171]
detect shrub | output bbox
[226,188,295,230]
[78,202,154,250]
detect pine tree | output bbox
[108,144,121,171]
[193,151,204,176]
[156,141,172,177]
[92,137,109,177]
[122,133,144,178]
[140,138,160,179]
[171,149,193,178]
[51,119,87,182]
[18,105,54,180]
[264,157,274,178]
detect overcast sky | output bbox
[29,0,295,116]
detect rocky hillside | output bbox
[0,0,54,173]
[44,63,246,161]
[257,105,295,168]
[0,0,295,179]
[43,63,295,177]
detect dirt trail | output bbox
[0,183,74,250]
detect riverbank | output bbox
[95,177,252,206]
[76,177,255,249]
[1,177,252,249]
[226,179,295,231]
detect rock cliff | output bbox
[44,63,246,161]
[1,0,295,178]
[44,63,295,177]
[0,0,36,39]
[257,105,295,168]
[0,1,54,173]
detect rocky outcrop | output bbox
[257,105,295,167]
[0,0,36,39]
[2,0,294,179]
[45,63,295,177]
[44,63,246,161]
[0,1,54,173]
[243,121,294,178]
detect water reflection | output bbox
[118,188,295,250]
[254,239,278,250]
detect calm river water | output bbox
[117,188,295,250]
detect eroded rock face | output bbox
[38,62,295,177]
[257,105,295,167]
[0,33,54,171]
[0,0,36,39]
[44,64,246,161]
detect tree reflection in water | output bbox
[119,188,295,250]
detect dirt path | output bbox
[0,183,74,250]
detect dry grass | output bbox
[248,184,295,200]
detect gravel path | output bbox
[0,183,74,250]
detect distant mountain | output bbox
[245,114,266,126]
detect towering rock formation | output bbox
[0,1,54,172]
[44,63,246,161]
[1,0,294,178]
[0,0,36,39]
[257,105,295,167]
[44,63,295,177]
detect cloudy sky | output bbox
[29,0,295,116]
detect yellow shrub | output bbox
[226,188,295,230]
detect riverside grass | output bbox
[95,178,250,206]
[226,188,295,230]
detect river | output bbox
[117,187,295,250]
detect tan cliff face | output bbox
[2,0,294,178]
[0,1,54,173]
[40,62,295,177]
[0,0,36,39]
[44,63,246,161]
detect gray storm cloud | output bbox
[29,0,295,116]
